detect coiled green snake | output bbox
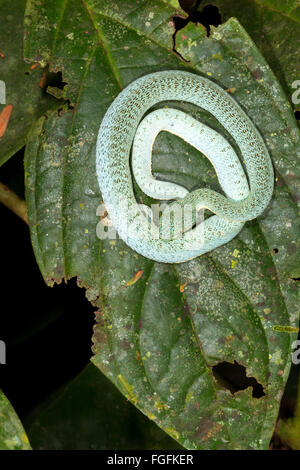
[96,70,274,263]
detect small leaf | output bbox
[0,390,31,450]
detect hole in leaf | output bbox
[172,1,222,58]
[273,248,279,254]
[194,4,222,36]
[46,70,67,90]
[179,0,196,13]
[212,361,266,398]
[172,16,190,61]
[294,111,300,120]
[173,15,189,32]
[38,67,68,94]
[174,2,222,37]
[291,277,300,282]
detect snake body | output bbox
[96,70,274,263]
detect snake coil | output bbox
[96,71,273,263]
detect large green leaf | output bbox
[26,363,182,450]
[196,0,300,112]
[0,0,60,166]
[24,0,300,449]
[0,390,31,450]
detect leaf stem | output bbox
[0,182,28,224]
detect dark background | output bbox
[0,148,95,419]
